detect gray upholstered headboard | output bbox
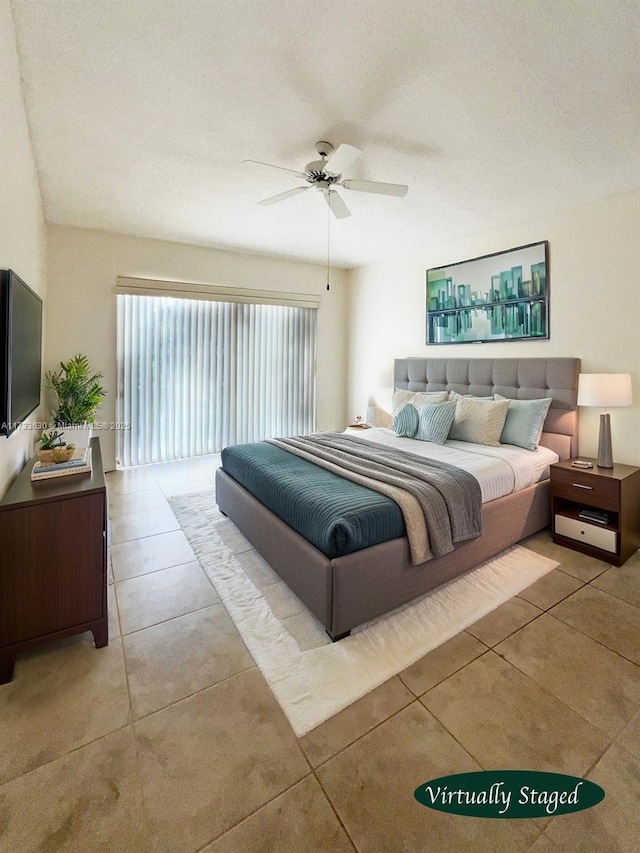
[393,357,581,460]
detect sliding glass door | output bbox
[116,294,316,466]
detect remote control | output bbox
[571,460,593,468]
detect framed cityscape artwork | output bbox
[425,240,549,344]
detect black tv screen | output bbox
[1,269,43,437]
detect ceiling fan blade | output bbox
[258,187,310,206]
[324,143,362,175]
[341,179,408,197]
[243,159,308,179]
[324,189,351,219]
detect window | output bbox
[116,294,316,466]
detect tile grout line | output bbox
[418,646,615,775]
[305,692,418,773]
[398,633,491,698]
[548,604,640,668]
[312,770,360,853]
[118,598,226,640]
[0,719,133,790]
[128,662,258,725]
[188,770,359,853]
[585,582,640,611]
[490,616,629,743]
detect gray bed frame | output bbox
[216,357,580,640]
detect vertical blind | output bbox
[116,294,317,467]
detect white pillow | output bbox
[366,406,394,429]
[448,390,494,401]
[391,389,448,415]
[448,398,510,446]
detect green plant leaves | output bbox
[38,429,65,449]
[44,354,106,426]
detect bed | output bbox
[215,357,580,640]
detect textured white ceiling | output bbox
[10,0,640,268]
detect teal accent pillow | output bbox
[393,403,419,437]
[392,389,448,414]
[415,400,457,443]
[495,395,553,451]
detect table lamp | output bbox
[577,373,632,468]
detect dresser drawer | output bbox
[551,468,619,511]
[555,514,617,554]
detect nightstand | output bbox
[550,458,640,566]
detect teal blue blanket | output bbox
[220,442,405,558]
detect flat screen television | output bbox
[1,269,43,437]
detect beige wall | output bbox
[46,225,347,469]
[0,0,47,498]
[347,190,640,465]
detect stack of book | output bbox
[578,507,610,525]
[31,447,93,481]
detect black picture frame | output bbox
[425,240,549,345]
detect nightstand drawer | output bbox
[550,468,619,511]
[555,514,617,553]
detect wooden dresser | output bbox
[0,437,108,683]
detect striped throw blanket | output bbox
[266,433,482,565]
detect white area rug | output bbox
[169,490,558,736]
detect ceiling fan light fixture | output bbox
[249,140,409,217]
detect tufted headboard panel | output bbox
[393,357,581,460]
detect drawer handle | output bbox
[572,483,593,490]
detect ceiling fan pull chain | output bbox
[326,192,331,291]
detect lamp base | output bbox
[597,412,613,468]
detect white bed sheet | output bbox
[348,428,559,503]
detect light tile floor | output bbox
[1,454,639,852]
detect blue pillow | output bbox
[393,403,419,437]
[415,400,457,443]
[495,395,553,451]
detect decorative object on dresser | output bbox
[0,437,108,683]
[576,373,632,468]
[550,457,640,566]
[44,353,106,449]
[36,428,75,464]
[31,447,93,481]
[425,241,548,345]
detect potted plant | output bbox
[37,430,75,464]
[44,355,106,448]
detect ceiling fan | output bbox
[244,141,409,219]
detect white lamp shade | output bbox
[577,374,632,408]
